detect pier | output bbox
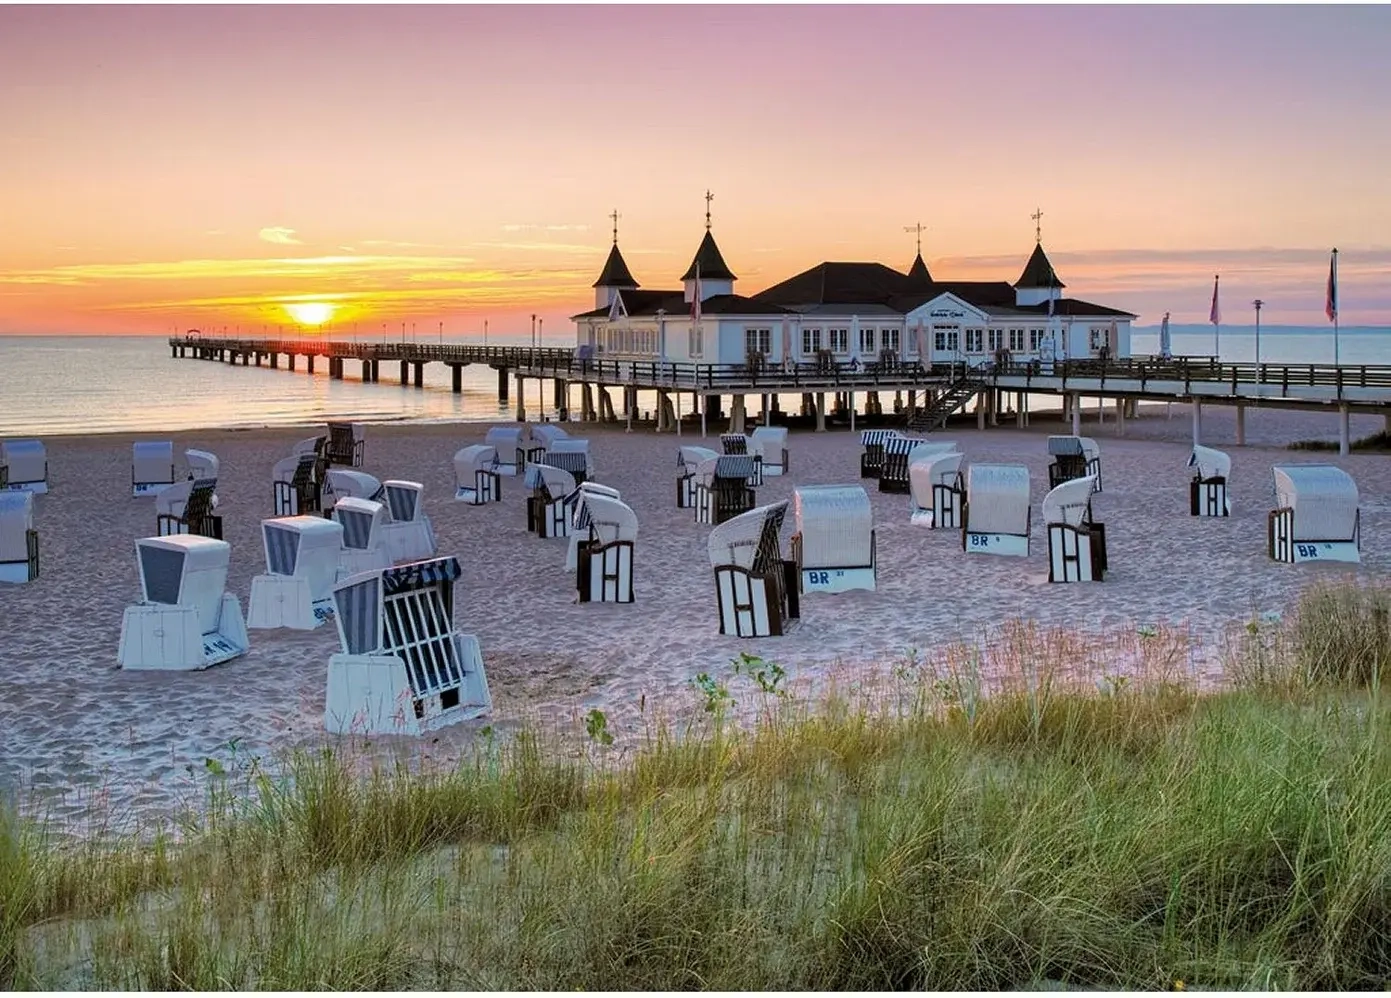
[169,334,1391,454]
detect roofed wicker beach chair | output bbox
[0,492,39,584]
[750,426,789,477]
[909,451,965,528]
[565,481,623,572]
[791,485,876,594]
[247,515,345,630]
[325,421,366,468]
[325,556,491,735]
[529,424,569,467]
[1043,475,1107,582]
[184,449,219,482]
[322,469,383,513]
[332,496,393,577]
[1268,464,1360,564]
[155,477,223,539]
[721,433,764,485]
[1047,435,1102,492]
[132,441,176,497]
[485,425,530,477]
[1188,445,1232,517]
[694,455,758,526]
[525,463,577,538]
[1,440,49,494]
[572,491,638,603]
[544,437,593,485]
[859,429,904,479]
[380,480,437,563]
[272,453,324,517]
[963,464,1032,557]
[676,445,719,509]
[117,534,248,671]
[453,445,502,504]
[879,435,936,494]
[708,500,800,637]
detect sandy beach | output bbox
[1,401,1387,831]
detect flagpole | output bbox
[1332,248,1340,367]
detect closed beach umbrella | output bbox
[1159,312,1172,359]
[781,317,792,368]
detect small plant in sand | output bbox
[730,651,788,698]
[583,709,614,747]
[691,672,732,714]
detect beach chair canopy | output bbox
[1188,445,1231,481]
[966,464,1032,536]
[326,469,383,506]
[547,437,591,461]
[332,556,463,658]
[1047,435,1085,457]
[0,492,33,562]
[749,426,788,455]
[1272,465,1359,540]
[678,445,718,473]
[578,492,639,546]
[133,441,174,477]
[793,485,874,569]
[185,449,219,480]
[292,436,325,457]
[1,440,46,482]
[156,477,218,519]
[332,496,387,550]
[720,433,750,455]
[531,424,570,447]
[484,425,529,456]
[273,453,317,483]
[907,441,957,465]
[262,515,343,595]
[708,500,788,571]
[453,445,497,480]
[577,481,621,501]
[909,452,964,508]
[860,429,903,448]
[714,455,758,481]
[383,481,425,523]
[135,534,230,633]
[1042,475,1097,527]
[526,463,576,498]
[1079,437,1100,462]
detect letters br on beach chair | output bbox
[525,464,577,538]
[721,434,764,486]
[272,453,324,517]
[333,496,393,577]
[247,515,345,631]
[453,445,502,504]
[156,477,223,539]
[0,492,40,584]
[325,422,366,468]
[132,441,176,497]
[1047,435,1102,492]
[694,455,758,526]
[709,500,801,638]
[1188,445,1232,517]
[2,440,49,494]
[859,429,904,480]
[485,426,530,477]
[909,451,965,529]
[325,556,492,736]
[963,464,1032,557]
[380,480,437,564]
[571,490,638,603]
[790,485,877,594]
[117,534,249,671]
[1268,465,1360,564]
[676,445,718,509]
[1044,475,1107,582]
[749,426,789,477]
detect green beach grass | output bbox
[5,580,1391,990]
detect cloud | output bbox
[358,239,441,249]
[468,241,601,255]
[499,223,591,233]
[258,227,302,246]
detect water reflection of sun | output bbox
[283,302,335,325]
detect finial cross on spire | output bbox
[903,221,926,255]
[704,189,714,231]
[610,209,620,245]
[1032,207,1044,244]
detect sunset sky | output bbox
[2,5,1388,338]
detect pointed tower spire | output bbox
[591,209,638,309]
[904,222,932,286]
[683,191,736,302]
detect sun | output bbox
[284,302,336,326]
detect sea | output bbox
[1,325,1386,437]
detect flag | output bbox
[690,263,702,323]
[1326,249,1338,323]
[607,292,626,322]
[1209,275,1221,326]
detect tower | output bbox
[681,190,737,303]
[1014,209,1065,307]
[592,209,639,311]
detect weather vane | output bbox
[610,209,620,245]
[705,189,714,231]
[1032,207,1044,244]
[903,221,926,255]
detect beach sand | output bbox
[1,401,1387,830]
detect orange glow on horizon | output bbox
[283,301,335,326]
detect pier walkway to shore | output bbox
[169,334,1391,453]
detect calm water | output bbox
[1,327,1387,437]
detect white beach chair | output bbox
[879,435,929,494]
[380,480,437,564]
[963,464,1032,557]
[909,451,965,529]
[525,464,577,538]
[322,469,383,513]
[247,515,345,630]
[485,426,529,477]
[116,534,248,671]
[155,477,222,539]
[572,491,638,603]
[749,426,789,477]
[332,496,393,577]
[326,421,366,468]
[132,441,176,497]
[325,556,491,735]
[694,455,759,526]
[0,492,40,584]
[1,440,49,494]
[292,435,326,459]
[1268,465,1360,564]
[791,485,876,594]
[1188,445,1232,517]
[453,445,502,504]
[272,452,323,517]
[677,445,719,509]
[1044,475,1107,582]
[708,500,800,638]
[528,423,569,467]
[721,434,763,485]
[859,429,904,479]
[564,481,623,573]
[1047,435,1102,493]
[184,449,220,482]
[544,437,593,484]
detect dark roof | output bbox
[754,262,913,306]
[592,244,639,289]
[1014,297,1137,319]
[680,230,738,282]
[571,289,790,320]
[906,252,933,287]
[890,281,1019,314]
[1015,243,1065,289]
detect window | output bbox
[965,328,984,353]
[1010,328,1025,351]
[802,327,822,355]
[744,328,771,356]
[988,329,1003,351]
[859,327,876,354]
[933,327,959,353]
[883,328,900,353]
[829,328,849,354]
[1029,328,1044,351]
[689,325,704,358]
[1089,326,1107,352]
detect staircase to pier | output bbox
[906,374,985,433]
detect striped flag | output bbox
[1209,275,1221,326]
[1326,249,1338,323]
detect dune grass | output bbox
[5,582,1391,990]
[1289,429,1391,452]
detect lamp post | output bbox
[1252,298,1264,395]
[531,313,537,351]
